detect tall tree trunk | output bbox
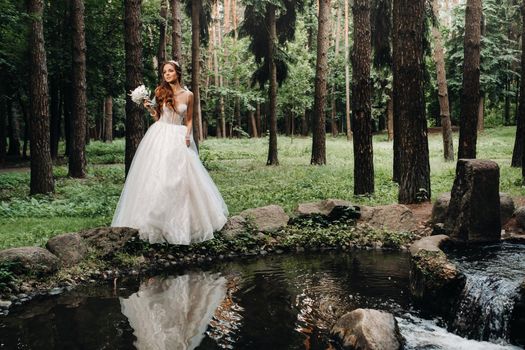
[0,100,6,164]
[256,102,262,137]
[311,0,331,165]
[124,0,144,175]
[170,0,183,62]
[49,79,61,159]
[70,0,87,178]
[513,0,525,169]
[352,0,374,194]
[431,0,454,161]
[104,96,113,142]
[393,0,431,203]
[63,82,72,157]
[267,4,279,165]
[344,0,352,140]
[157,0,168,81]
[331,4,341,137]
[7,100,21,157]
[249,110,258,137]
[387,92,394,141]
[215,1,226,138]
[191,0,203,143]
[458,0,482,159]
[27,0,54,194]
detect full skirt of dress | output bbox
[112,122,228,245]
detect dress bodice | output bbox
[159,103,187,125]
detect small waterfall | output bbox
[448,243,525,343]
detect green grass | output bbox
[0,126,522,250]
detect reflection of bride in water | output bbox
[120,272,227,350]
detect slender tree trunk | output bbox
[393,0,431,203]
[157,0,168,80]
[104,96,113,142]
[215,1,226,138]
[170,0,183,62]
[191,0,203,143]
[331,4,341,137]
[344,0,352,140]
[267,4,279,165]
[49,79,61,159]
[249,110,258,137]
[256,102,262,137]
[513,0,525,169]
[63,82,72,157]
[431,0,454,161]
[387,92,394,141]
[458,0,482,159]
[0,100,6,164]
[7,100,21,157]
[27,0,54,194]
[311,0,331,165]
[352,0,374,194]
[124,0,144,175]
[69,0,87,178]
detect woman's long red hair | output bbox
[154,61,182,117]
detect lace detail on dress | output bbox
[159,103,187,125]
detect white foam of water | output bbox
[397,314,522,350]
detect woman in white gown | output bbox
[112,60,228,245]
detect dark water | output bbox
[446,243,525,343]
[0,250,521,350]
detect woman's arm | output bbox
[185,92,194,147]
[143,100,158,121]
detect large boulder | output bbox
[515,206,525,230]
[239,205,289,232]
[81,227,138,257]
[296,199,354,216]
[219,215,247,240]
[0,247,59,276]
[445,159,501,242]
[500,193,515,226]
[46,233,88,266]
[409,235,465,317]
[433,192,514,226]
[330,308,402,350]
[359,204,418,232]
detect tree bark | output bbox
[104,96,113,142]
[191,0,203,143]
[249,110,258,137]
[157,0,168,81]
[311,0,331,165]
[267,4,279,165]
[69,0,87,178]
[170,0,183,62]
[431,0,454,161]
[27,0,54,194]
[344,0,352,140]
[19,97,30,159]
[256,101,262,137]
[458,0,482,159]
[352,0,374,194]
[513,0,525,169]
[124,0,144,175]
[393,0,431,203]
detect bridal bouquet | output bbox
[129,84,151,106]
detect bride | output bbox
[112,60,228,245]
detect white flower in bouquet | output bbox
[129,84,151,105]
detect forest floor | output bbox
[0,126,522,250]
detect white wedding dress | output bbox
[120,273,227,350]
[112,103,228,245]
